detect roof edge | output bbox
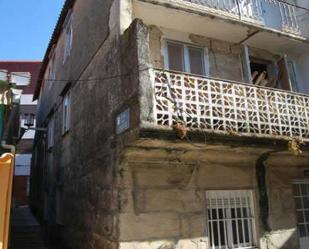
[33,0,75,100]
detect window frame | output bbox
[0,69,8,82]
[62,92,71,134]
[205,190,257,249]
[292,179,309,240]
[63,11,73,64]
[163,39,209,76]
[10,72,31,86]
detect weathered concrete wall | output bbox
[148,26,244,82]
[147,25,285,85]
[118,144,256,249]
[117,141,309,249]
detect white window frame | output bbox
[10,72,31,86]
[163,40,209,76]
[49,53,56,81]
[63,11,73,63]
[0,69,8,82]
[206,190,257,249]
[292,180,309,240]
[47,116,55,149]
[62,92,71,134]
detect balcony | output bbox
[152,69,309,141]
[174,0,308,38]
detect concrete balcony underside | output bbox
[152,69,309,142]
[134,0,309,55]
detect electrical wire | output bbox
[0,67,151,83]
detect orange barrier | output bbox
[0,153,14,249]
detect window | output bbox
[288,61,298,92]
[48,53,56,83]
[0,69,8,81]
[63,12,73,63]
[11,72,31,86]
[165,41,207,76]
[62,92,70,134]
[206,190,256,249]
[47,116,55,149]
[292,181,309,239]
[249,58,276,87]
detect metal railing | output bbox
[153,69,309,141]
[181,0,309,37]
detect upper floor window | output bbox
[48,53,56,81]
[11,72,31,86]
[62,92,71,134]
[165,41,208,76]
[63,11,73,63]
[47,116,55,149]
[0,69,8,81]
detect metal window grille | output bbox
[292,182,309,238]
[206,190,256,249]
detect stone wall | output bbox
[117,141,309,249]
[148,25,282,84]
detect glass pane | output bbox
[188,47,205,75]
[244,219,250,243]
[232,220,238,244]
[237,207,242,217]
[297,211,305,223]
[293,184,300,196]
[301,184,308,196]
[11,72,31,85]
[167,43,184,72]
[298,224,306,237]
[238,220,244,243]
[295,197,302,209]
[212,221,219,246]
[304,196,309,209]
[0,70,8,81]
[219,221,226,246]
[305,211,309,222]
[243,207,248,217]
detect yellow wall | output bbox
[0,153,14,249]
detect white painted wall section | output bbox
[21,94,38,105]
[15,154,32,176]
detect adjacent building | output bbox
[30,0,309,249]
[0,61,40,206]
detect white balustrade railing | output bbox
[153,69,309,141]
[181,0,306,36]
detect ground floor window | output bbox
[206,190,256,249]
[293,181,309,238]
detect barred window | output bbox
[293,181,309,238]
[206,190,257,249]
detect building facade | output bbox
[0,61,40,206]
[31,0,309,249]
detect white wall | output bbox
[15,154,31,176]
[20,94,37,105]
